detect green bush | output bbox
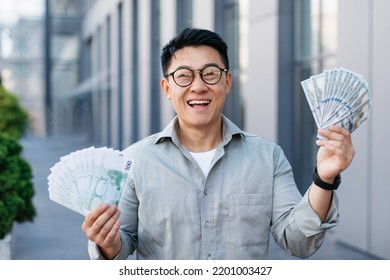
[0,84,28,140]
[0,135,36,239]
[0,82,35,239]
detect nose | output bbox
[190,71,207,91]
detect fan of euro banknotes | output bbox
[47,146,133,215]
[301,68,372,137]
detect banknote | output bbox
[48,146,133,215]
[301,68,372,138]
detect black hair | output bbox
[160,27,229,76]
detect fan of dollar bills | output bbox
[47,146,133,215]
[301,68,372,137]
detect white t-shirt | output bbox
[189,149,216,177]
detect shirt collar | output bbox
[155,115,245,146]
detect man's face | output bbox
[161,46,232,130]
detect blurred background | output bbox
[0,0,389,259]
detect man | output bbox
[82,28,355,260]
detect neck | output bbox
[177,119,223,153]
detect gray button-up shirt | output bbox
[88,116,339,260]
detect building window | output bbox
[131,0,140,143]
[95,25,103,143]
[150,0,161,134]
[82,37,92,81]
[215,0,243,128]
[291,0,338,192]
[295,0,338,72]
[106,15,112,146]
[117,2,124,149]
[176,0,192,33]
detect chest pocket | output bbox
[227,193,272,247]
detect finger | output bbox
[318,125,351,142]
[82,203,110,231]
[94,208,121,245]
[319,135,354,156]
[103,219,121,244]
[329,125,352,142]
[91,205,120,232]
[318,140,346,157]
[83,205,120,240]
[316,138,355,171]
[96,207,120,234]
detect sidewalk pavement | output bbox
[13,135,90,260]
[11,135,379,260]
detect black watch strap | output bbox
[312,167,341,190]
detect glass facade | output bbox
[45,0,83,136]
[106,15,112,146]
[215,0,244,129]
[176,0,193,32]
[130,0,139,143]
[277,0,338,192]
[294,0,338,191]
[117,2,124,149]
[150,0,161,135]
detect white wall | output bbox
[370,0,390,259]
[138,0,152,140]
[193,0,214,30]
[245,0,278,142]
[160,0,176,128]
[336,0,390,259]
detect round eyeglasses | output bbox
[165,65,228,87]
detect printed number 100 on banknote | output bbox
[48,147,134,216]
[83,153,133,214]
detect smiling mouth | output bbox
[187,100,211,107]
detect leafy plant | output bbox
[0,135,36,239]
[0,84,28,140]
[0,81,35,240]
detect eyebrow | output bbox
[172,63,223,72]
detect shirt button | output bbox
[205,221,210,228]
[204,189,208,196]
[208,254,213,260]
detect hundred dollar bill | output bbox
[301,68,372,138]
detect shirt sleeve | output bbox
[293,187,339,235]
[87,239,106,260]
[270,146,340,258]
[87,234,131,260]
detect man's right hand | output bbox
[82,204,122,259]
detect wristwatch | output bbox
[312,167,341,190]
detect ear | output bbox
[160,78,172,100]
[225,72,233,95]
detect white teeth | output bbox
[188,100,210,105]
